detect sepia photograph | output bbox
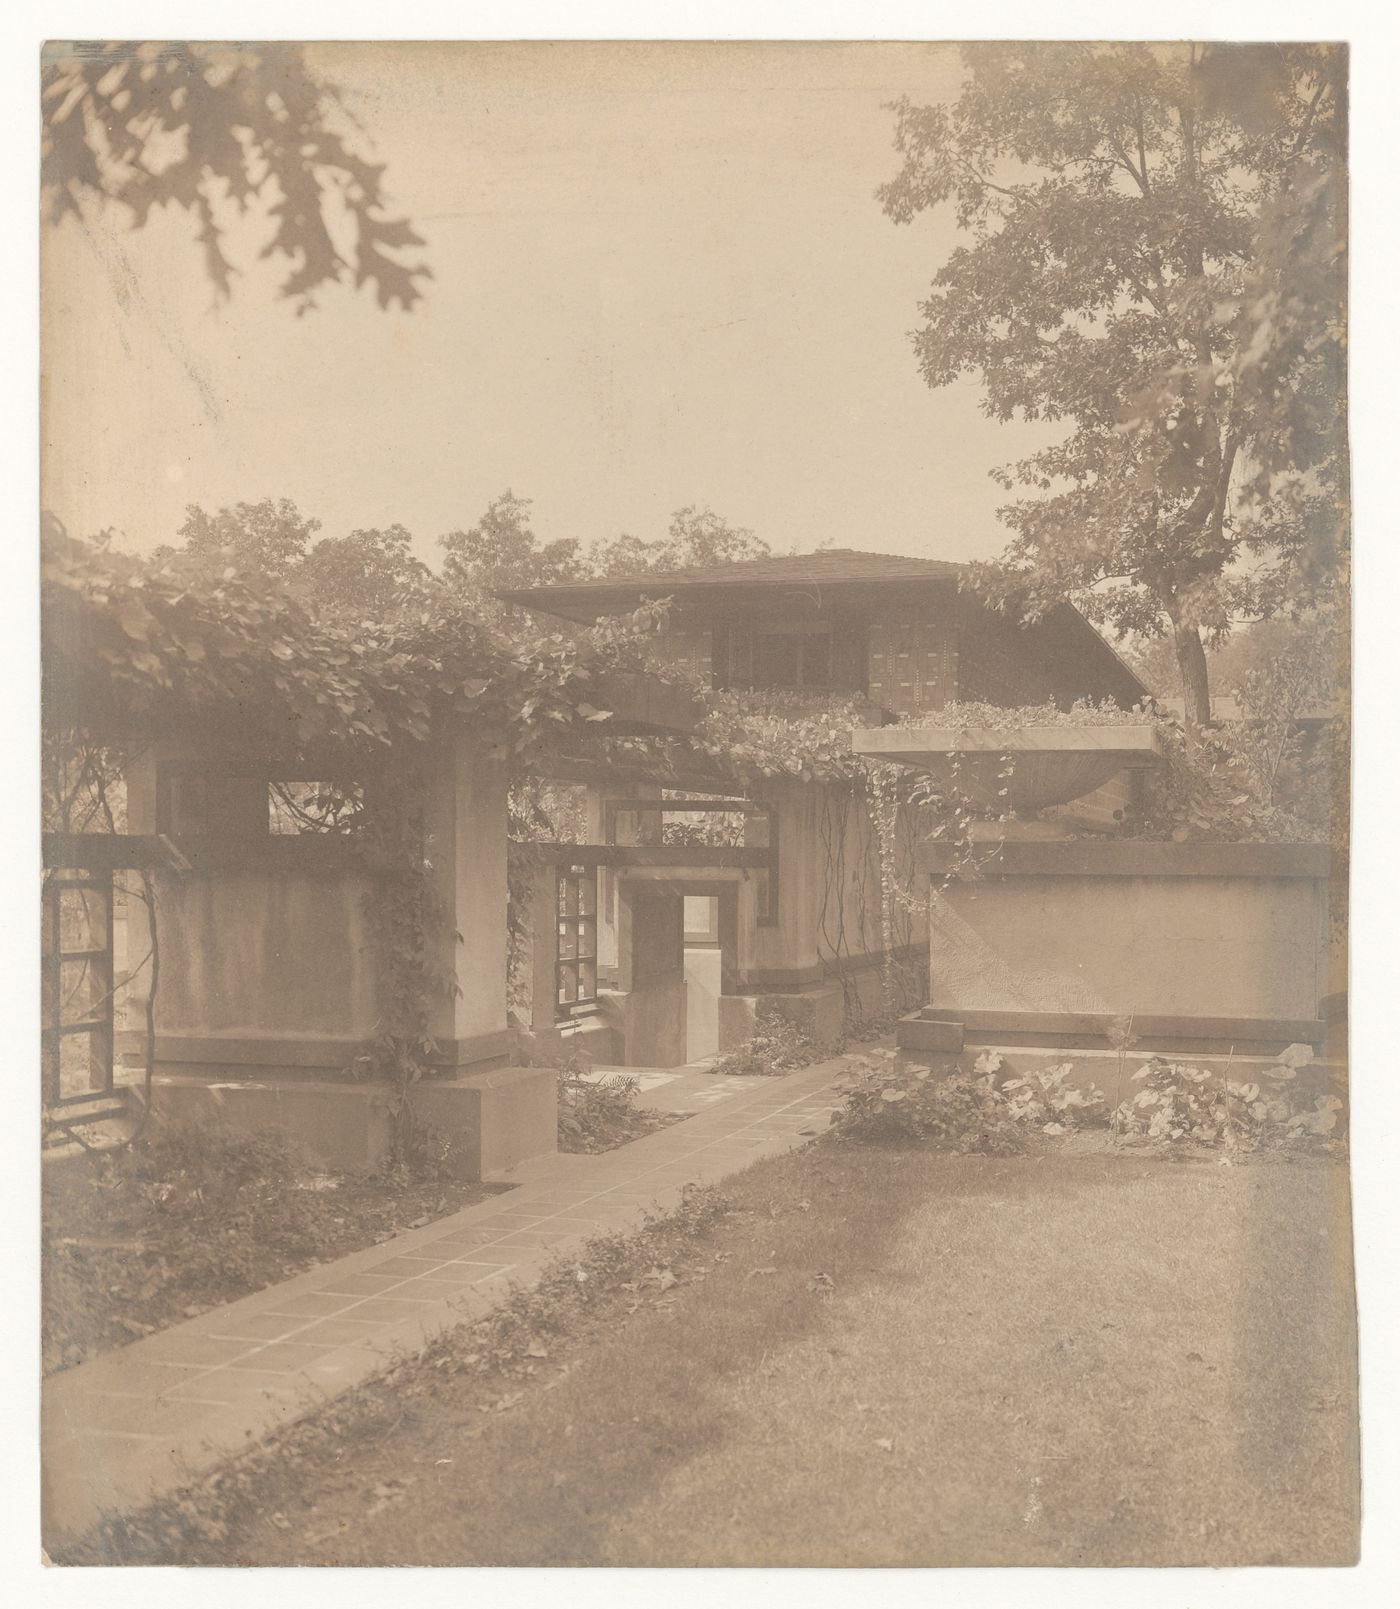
[27,13,1378,1584]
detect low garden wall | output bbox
[147,1066,557,1179]
[903,840,1333,1062]
[119,842,386,1081]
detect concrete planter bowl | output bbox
[850,724,1162,813]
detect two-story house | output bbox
[499,548,1147,716]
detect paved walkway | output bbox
[43,1055,851,1546]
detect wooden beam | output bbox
[42,833,193,872]
[519,842,771,869]
[607,797,764,814]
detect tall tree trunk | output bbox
[1172,621,1212,728]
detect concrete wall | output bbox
[150,1066,556,1179]
[422,736,512,1066]
[915,842,1330,1053]
[738,778,928,1008]
[122,731,514,1081]
[1048,767,1141,832]
[123,858,384,1072]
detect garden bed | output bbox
[42,1121,506,1376]
[555,1065,686,1153]
[557,1087,684,1153]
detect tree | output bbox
[169,498,322,581]
[295,525,433,618]
[438,492,586,617]
[1124,609,1338,709]
[588,505,769,575]
[41,41,429,311]
[880,43,1345,723]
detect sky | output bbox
[40,41,1061,570]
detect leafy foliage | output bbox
[42,41,430,311]
[589,505,769,576]
[707,1010,838,1078]
[294,524,434,620]
[439,492,588,620]
[880,42,1346,720]
[439,498,769,618]
[833,1042,1342,1155]
[170,498,322,582]
[696,689,872,784]
[829,1048,1026,1152]
[159,501,435,621]
[1122,705,1324,843]
[890,698,1154,732]
[1114,1043,1342,1151]
[547,1052,678,1153]
[997,1055,1107,1133]
[41,519,658,765]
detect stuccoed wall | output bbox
[121,731,515,1082]
[738,778,928,995]
[124,859,383,1072]
[151,1066,556,1178]
[919,841,1329,1035]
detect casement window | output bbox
[713,619,866,693]
[556,862,599,1017]
[41,871,116,1107]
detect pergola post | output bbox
[422,728,512,1070]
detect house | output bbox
[498,549,1160,1067]
[498,548,1148,716]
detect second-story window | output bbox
[753,625,832,690]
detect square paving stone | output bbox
[262,1291,361,1320]
[315,1272,406,1297]
[195,1312,308,1345]
[293,1316,395,1349]
[365,1255,455,1278]
[49,1358,211,1401]
[229,1341,335,1373]
[162,1368,304,1405]
[339,1295,448,1324]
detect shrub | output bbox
[829,1048,1025,1152]
[708,1009,838,1077]
[831,1044,1341,1157]
[996,1054,1108,1134]
[553,1051,645,1152]
[1114,1043,1343,1151]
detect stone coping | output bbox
[852,724,1162,760]
[917,839,1331,880]
[901,1008,1330,1055]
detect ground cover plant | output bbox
[706,1009,840,1078]
[829,1044,1345,1157]
[42,1120,500,1375]
[63,1134,1358,1567]
[554,1060,681,1154]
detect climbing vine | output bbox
[41,526,675,1154]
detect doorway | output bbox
[683,895,722,1062]
[615,878,739,1069]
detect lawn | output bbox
[75,1136,1359,1568]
